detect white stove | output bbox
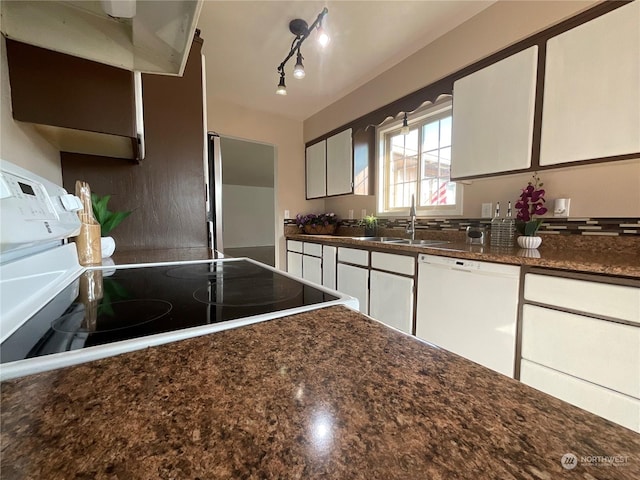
[0,160,357,381]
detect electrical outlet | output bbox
[284,209,290,219]
[361,209,367,218]
[481,203,492,218]
[348,209,354,220]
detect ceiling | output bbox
[197,1,495,121]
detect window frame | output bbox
[376,100,463,217]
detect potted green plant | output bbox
[91,193,132,257]
[515,173,547,249]
[359,215,378,236]
[295,212,338,235]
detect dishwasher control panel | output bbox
[419,254,482,271]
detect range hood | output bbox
[1,0,203,76]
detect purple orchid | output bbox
[515,173,547,236]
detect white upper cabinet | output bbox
[451,46,538,179]
[540,1,640,166]
[326,129,353,196]
[305,128,355,198]
[305,141,327,199]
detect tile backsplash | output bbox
[285,217,640,237]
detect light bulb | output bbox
[400,113,410,135]
[317,26,330,47]
[293,65,305,79]
[293,52,305,79]
[276,74,287,95]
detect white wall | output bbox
[0,37,61,184]
[222,184,275,248]
[206,97,324,269]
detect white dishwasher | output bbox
[416,254,520,377]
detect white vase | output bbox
[100,236,116,258]
[517,236,542,249]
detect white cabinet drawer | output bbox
[524,273,640,324]
[287,240,303,253]
[520,359,640,432]
[303,242,322,257]
[337,247,368,267]
[371,252,415,276]
[521,304,640,398]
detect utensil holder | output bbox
[76,223,102,266]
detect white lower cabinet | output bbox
[302,255,322,285]
[287,240,324,285]
[369,270,414,334]
[322,246,337,289]
[520,360,640,433]
[520,272,640,432]
[337,262,369,315]
[335,249,416,329]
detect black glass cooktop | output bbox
[1,260,339,364]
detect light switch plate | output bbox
[481,203,492,218]
[348,209,354,220]
[361,209,367,218]
[284,210,290,219]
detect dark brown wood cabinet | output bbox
[352,127,375,195]
[61,36,208,251]
[5,38,140,160]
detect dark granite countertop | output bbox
[2,306,638,479]
[286,233,640,278]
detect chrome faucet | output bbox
[406,194,416,240]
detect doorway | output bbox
[219,136,276,266]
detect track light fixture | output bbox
[276,7,329,95]
[400,113,410,135]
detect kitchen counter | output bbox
[2,306,638,479]
[286,234,640,278]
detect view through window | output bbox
[379,102,461,215]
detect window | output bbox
[377,101,462,216]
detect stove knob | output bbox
[0,176,12,199]
[60,194,84,212]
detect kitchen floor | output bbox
[224,246,275,266]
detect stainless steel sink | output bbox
[350,237,408,243]
[351,237,449,246]
[403,239,450,246]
